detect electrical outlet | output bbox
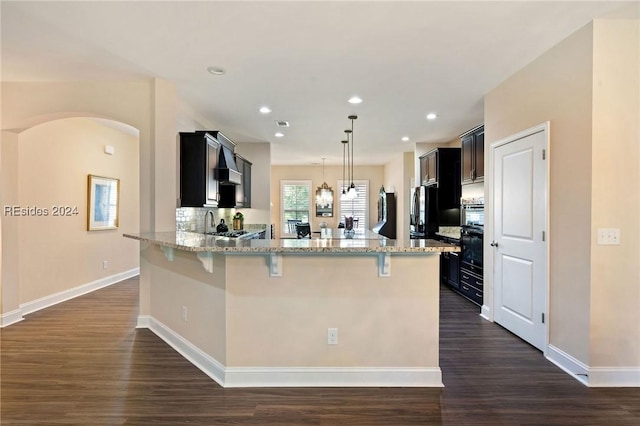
[181,306,188,322]
[328,328,338,345]
[103,260,108,270]
[597,228,621,245]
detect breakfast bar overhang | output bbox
[124,231,459,388]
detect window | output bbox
[281,180,311,236]
[337,180,369,228]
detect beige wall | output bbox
[235,142,271,227]
[142,245,440,370]
[0,79,173,319]
[14,118,139,303]
[590,19,640,367]
[383,152,414,244]
[485,24,594,363]
[485,19,640,369]
[270,165,384,236]
[1,131,20,315]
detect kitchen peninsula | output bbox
[124,230,458,388]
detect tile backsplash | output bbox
[176,207,267,234]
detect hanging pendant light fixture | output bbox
[346,115,358,199]
[341,138,349,200]
[316,157,333,207]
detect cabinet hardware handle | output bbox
[475,293,481,298]
[462,285,469,290]
[462,275,469,279]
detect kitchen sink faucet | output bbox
[204,210,215,234]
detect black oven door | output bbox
[461,225,483,275]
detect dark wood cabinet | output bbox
[461,125,484,185]
[240,156,252,208]
[440,251,461,290]
[448,252,460,289]
[420,151,438,186]
[440,252,449,285]
[179,131,220,207]
[459,267,483,306]
[419,148,461,210]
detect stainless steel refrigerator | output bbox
[409,186,439,239]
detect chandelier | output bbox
[315,157,333,206]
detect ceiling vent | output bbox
[275,120,290,127]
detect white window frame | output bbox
[337,180,369,229]
[280,180,312,237]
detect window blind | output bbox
[337,180,369,228]
[281,180,311,235]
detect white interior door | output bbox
[492,125,548,351]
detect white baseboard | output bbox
[19,268,140,316]
[546,344,589,386]
[1,308,24,327]
[136,315,151,328]
[146,316,226,387]
[142,316,443,388]
[224,366,443,388]
[588,368,640,387]
[480,304,491,321]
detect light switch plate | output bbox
[597,228,620,245]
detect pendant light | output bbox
[341,138,349,199]
[346,115,358,200]
[316,157,333,206]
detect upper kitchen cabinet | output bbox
[461,125,484,185]
[419,147,461,209]
[420,150,438,186]
[179,131,221,207]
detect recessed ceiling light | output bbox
[207,66,225,75]
[348,96,363,104]
[426,113,438,120]
[259,106,272,114]
[275,132,284,138]
[402,136,410,142]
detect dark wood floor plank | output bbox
[1,277,639,425]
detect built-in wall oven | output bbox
[459,198,484,305]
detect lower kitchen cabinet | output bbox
[448,252,460,289]
[441,249,483,306]
[440,251,460,290]
[459,267,483,306]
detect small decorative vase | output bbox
[232,218,243,230]
[344,228,355,239]
[345,216,354,231]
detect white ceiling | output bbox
[2,1,635,165]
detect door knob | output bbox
[490,241,499,247]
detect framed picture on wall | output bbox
[87,174,120,231]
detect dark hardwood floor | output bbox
[1,277,639,425]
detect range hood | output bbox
[210,131,242,185]
[216,145,242,185]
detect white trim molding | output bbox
[136,315,151,329]
[224,366,442,388]
[142,316,443,388]
[546,344,589,386]
[588,368,640,387]
[1,309,24,328]
[19,268,140,317]
[480,304,491,321]
[146,316,226,387]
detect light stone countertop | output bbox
[123,230,460,254]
